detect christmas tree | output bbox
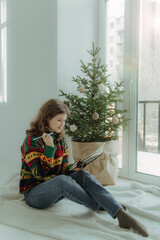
[59,43,129,142]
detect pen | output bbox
[33,132,54,141]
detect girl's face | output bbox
[48,113,67,133]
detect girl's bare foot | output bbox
[116,209,148,237]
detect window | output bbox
[116,16,124,25]
[137,0,160,177]
[106,0,160,186]
[106,0,125,169]
[110,22,114,28]
[0,0,7,103]
[117,30,124,43]
[110,60,114,67]
[110,36,114,42]
[110,47,114,54]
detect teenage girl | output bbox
[19,99,148,237]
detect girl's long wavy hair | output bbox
[26,99,70,138]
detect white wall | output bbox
[0,0,99,185]
[57,0,98,159]
[57,0,98,95]
[0,0,57,184]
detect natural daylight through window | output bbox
[106,0,160,184]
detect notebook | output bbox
[70,152,103,171]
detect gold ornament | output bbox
[112,116,119,124]
[78,86,85,93]
[92,112,99,120]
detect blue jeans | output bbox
[24,170,122,218]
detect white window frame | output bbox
[123,0,160,186]
[99,0,160,186]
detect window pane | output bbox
[137,0,160,177]
[106,0,125,168]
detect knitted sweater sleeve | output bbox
[61,137,73,175]
[23,135,57,180]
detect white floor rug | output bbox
[0,173,159,240]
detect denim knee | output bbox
[70,170,102,188]
[75,170,98,182]
[53,175,70,185]
[53,174,76,187]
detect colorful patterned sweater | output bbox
[19,133,73,194]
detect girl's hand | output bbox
[73,167,83,171]
[72,164,87,171]
[42,133,54,147]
